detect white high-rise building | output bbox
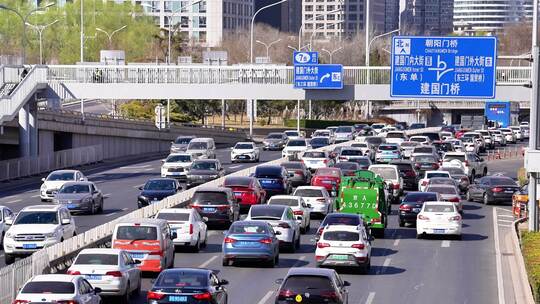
[453,0,533,35]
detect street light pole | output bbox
[26,19,59,65]
[96,25,127,49]
[0,2,55,64]
[321,47,343,64]
[80,0,84,62]
[250,0,288,63]
[255,38,281,59]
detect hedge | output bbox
[522,231,540,302]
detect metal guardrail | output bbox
[0,138,361,304]
[0,145,103,182]
[46,65,531,86]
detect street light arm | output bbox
[110,25,127,38]
[95,27,112,40]
[299,8,343,50]
[368,29,400,52]
[250,0,287,63]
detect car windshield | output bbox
[268,198,299,206]
[341,149,363,156]
[429,179,455,186]
[191,162,217,170]
[59,184,90,194]
[294,189,324,197]
[414,147,434,153]
[434,143,453,151]
[250,207,284,219]
[314,131,330,136]
[427,186,457,194]
[116,226,157,240]
[445,167,466,175]
[403,193,438,203]
[410,123,426,129]
[267,133,283,139]
[175,137,192,144]
[304,151,326,158]
[424,204,455,213]
[370,167,397,179]
[14,211,58,225]
[414,155,436,162]
[444,155,466,162]
[235,143,254,149]
[156,271,208,288]
[351,143,367,148]
[379,145,398,151]
[144,180,176,190]
[192,192,229,205]
[316,168,340,176]
[156,213,190,221]
[229,223,269,234]
[285,131,300,137]
[410,137,427,143]
[282,276,334,293]
[288,140,307,147]
[323,231,360,241]
[47,172,75,181]
[188,142,208,150]
[335,163,359,170]
[386,132,404,138]
[311,138,329,145]
[426,173,450,178]
[166,155,191,163]
[21,282,75,294]
[461,137,474,143]
[336,126,353,133]
[372,124,385,129]
[489,177,517,186]
[74,254,118,265]
[323,215,360,226]
[351,158,371,166]
[224,177,252,187]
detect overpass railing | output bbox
[46,65,531,86]
[0,145,103,182]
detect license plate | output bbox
[170,172,182,176]
[203,208,216,212]
[169,296,187,302]
[310,160,319,164]
[505,190,515,193]
[67,204,77,209]
[322,180,332,184]
[234,192,243,196]
[261,180,273,184]
[86,274,102,280]
[238,155,248,159]
[23,243,37,249]
[130,253,145,259]
[331,254,349,260]
[237,241,256,246]
[433,229,445,234]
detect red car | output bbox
[311,167,342,196]
[223,176,266,211]
[455,129,470,139]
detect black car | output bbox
[409,123,426,130]
[275,268,350,304]
[280,161,311,187]
[444,167,470,194]
[138,178,180,208]
[190,187,240,226]
[399,192,441,227]
[147,268,228,304]
[317,213,367,241]
[333,162,360,177]
[389,160,419,191]
[432,141,455,157]
[467,176,520,205]
[254,165,292,197]
[310,137,331,149]
[186,159,225,188]
[364,136,386,149]
[348,156,372,170]
[412,154,440,172]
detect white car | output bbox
[440,131,453,140]
[67,248,141,299]
[370,123,387,134]
[338,147,365,163]
[489,129,506,146]
[446,139,463,152]
[400,141,419,158]
[40,170,87,202]
[510,126,524,141]
[462,132,486,152]
[443,152,487,180]
[14,274,101,304]
[312,129,335,143]
[460,137,479,154]
[231,142,260,163]
[267,195,311,234]
[161,153,193,180]
[385,131,407,145]
[476,130,495,149]
[499,128,517,144]
[284,130,303,140]
[245,205,301,251]
[282,138,310,159]
[0,206,14,246]
[378,126,397,138]
[293,186,334,216]
[315,225,372,273]
[368,164,403,203]
[416,201,462,239]
[155,208,208,251]
[351,142,375,160]
[301,150,332,172]
[418,170,451,192]
[334,126,355,142]
[409,136,431,145]
[3,205,77,265]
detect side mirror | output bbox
[171,232,177,240]
[480,158,485,162]
[61,218,71,225]
[94,287,102,294]
[202,217,209,223]
[343,281,351,287]
[275,231,282,235]
[288,173,294,178]
[161,159,166,164]
[219,279,229,286]
[275,278,284,285]
[307,203,312,208]
[5,218,13,225]
[138,186,143,190]
[41,177,46,182]
[79,177,85,181]
[230,147,234,150]
[134,260,142,264]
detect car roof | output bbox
[157,208,193,214]
[22,205,63,211]
[369,164,397,169]
[286,267,336,277]
[60,181,94,186]
[190,137,213,142]
[175,135,195,139]
[32,274,78,283]
[235,142,255,145]
[325,213,361,219]
[160,268,213,275]
[323,224,361,232]
[117,218,168,225]
[167,153,191,157]
[196,187,231,193]
[78,248,123,255]
[269,195,300,201]
[256,165,282,171]
[295,186,326,191]
[444,152,466,156]
[425,170,450,175]
[424,201,455,206]
[49,170,79,174]
[304,149,327,153]
[193,159,218,163]
[251,204,288,211]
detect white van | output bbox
[111,219,175,273]
[185,138,216,160]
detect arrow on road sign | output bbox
[320,73,330,83]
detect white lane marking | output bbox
[498,219,514,223]
[3,199,22,204]
[256,291,274,304]
[493,208,506,304]
[498,214,514,218]
[496,207,513,214]
[207,231,217,237]
[393,237,400,247]
[365,292,376,304]
[104,193,112,198]
[133,184,145,189]
[377,258,391,274]
[229,165,242,169]
[198,255,218,268]
[441,240,451,248]
[105,212,118,217]
[498,224,512,228]
[121,208,128,211]
[31,194,40,198]
[120,165,151,170]
[141,168,154,172]
[293,255,306,267]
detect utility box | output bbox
[100,50,126,65]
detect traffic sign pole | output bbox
[530,47,540,232]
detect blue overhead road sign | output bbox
[294,64,343,89]
[390,36,497,99]
[293,51,319,65]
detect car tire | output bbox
[470,170,476,182]
[268,255,276,268]
[416,233,423,239]
[193,236,201,253]
[289,235,297,253]
[121,283,131,304]
[90,202,97,215]
[360,258,371,275]
[133,278,141,296]
[99,200,104,213]
[455,234,463,241]
[202,232,208,248]
[483,168,488,176]
[483,194,490,205]
[275,253,279,265]
[300,226,306,234]
[398,219,405,227]
[466,191,473,202]
[4,254,15,265]
[222,258,230,267]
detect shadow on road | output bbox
[371,247,398,257]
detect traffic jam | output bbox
[4,121,529,304]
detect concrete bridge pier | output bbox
[18,97,38,157]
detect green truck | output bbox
[336,170,390,238]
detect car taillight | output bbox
[448,197,460,203]
[279,289,295,297]
[259,238,272,244]
[461,177,469,182]
[492,187,504,193]
[67,270,81,275]
[149,251,163,256]
[351,243,365,249]
[224,237,236,243]
[463,160,469,167]
[323,159,329,164]
[321,290,339,300]
[405,170,416,177]
[191,204,201,210]
[449,215,461,221]
[339,156,347,160]
[278,222,291,228]
[105,271,123,277]
[315,255,325,261]
[55,301,79,304]
[421,180,428,186]
[418,215,430,220]
[399,204,412,211]
[189,224,193,235]
[193,292,212,300]
[147,291,166,300]
[431,163,439,169]
[294,170,303,175]
[12,300,30,304]
[317,242,330,248]
[293,210,304,215]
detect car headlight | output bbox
[209,175,218,179]
[5,232,13,239]
[44,232,57,238]
[40,184,46,190]
[82,197,91,203]
[138,195,149,201]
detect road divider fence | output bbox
[486,146,525,161]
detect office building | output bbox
[401,0,454,35]
[253,0,302,33]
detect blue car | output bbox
[222,220,280,267]
[253,165,292,197]
[375,143,402,163]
